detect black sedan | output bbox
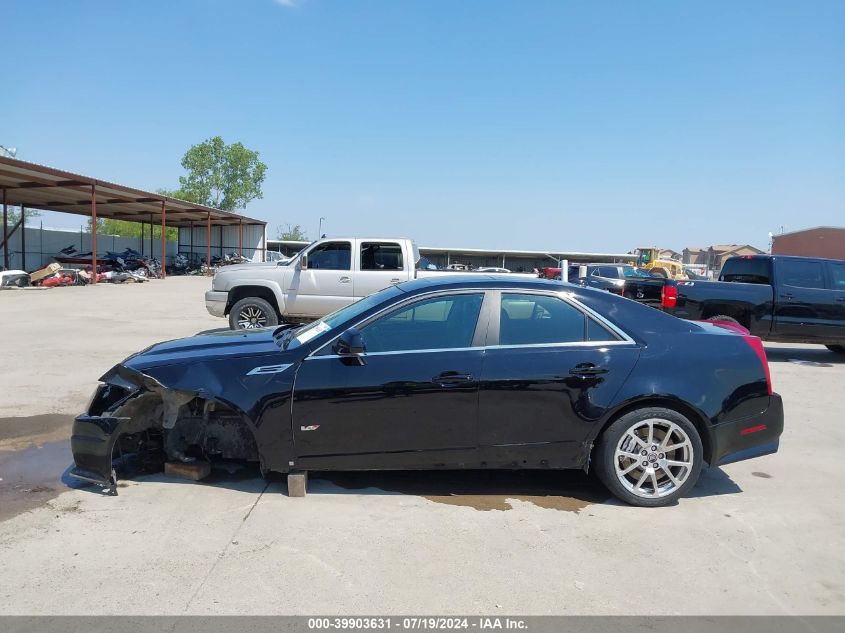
[71,276,783,507]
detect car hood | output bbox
[121,326,297,372]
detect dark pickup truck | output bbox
[624,254,845,353]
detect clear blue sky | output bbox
[3,0,843,253]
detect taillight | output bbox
[661,285,678,308]
[741,335,773,395]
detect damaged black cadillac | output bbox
[71,276,784,507]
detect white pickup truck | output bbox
[206,237,533,329]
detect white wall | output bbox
[177,223,266,263]
[1,225,177,271]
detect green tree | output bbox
[277,223,308,241]
[4,206,40,227]
[177,136,267,210]
[88,217,177,241]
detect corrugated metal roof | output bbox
[0,156,266,228]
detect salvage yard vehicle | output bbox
[72,276,783,507]
[635,246,687,279]
[205,237,533,330]
[624,254,845,354]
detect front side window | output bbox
[827,262,845,290]
[361,242,404,271]
[307,241,351,270]
[499,293,617,345]
[360,293,484,353]
[779,260,825,290]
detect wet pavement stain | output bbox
[0,414,75,449]
[752,471,773,479]
[0,439,82,523]
[317,470,609,513]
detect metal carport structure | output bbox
[0,156,267,281]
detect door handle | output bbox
[836,297,845,303]
[339,276,351,283]
[432,371,473,385]
[390,278,401,284]
[780,293,794,300]
[569,363,609,377]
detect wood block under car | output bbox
[287,471,308,497]
[164,461,211,481]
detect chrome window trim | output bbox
[306,339,635,362]
[305,286,636,360]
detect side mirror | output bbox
[334,328,365,357]
[298,254,308,270]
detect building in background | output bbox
[683,244,765,273]
[771,226,845,261]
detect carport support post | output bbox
[206,212,211,275]
[2,188,7,269]
[160,200,166,279]
[239,219,243,256]
[19,206,25,270]
[91,185,97,284]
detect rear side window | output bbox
[828,262,845,290]
[779,260,826,290]
[499,293,618,345]
[361,242,404,271]
[720,258,770,284]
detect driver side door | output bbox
[290,291,492,470]
[285,241,354,318]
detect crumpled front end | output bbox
[70,363,261,491]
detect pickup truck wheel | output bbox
[594,407,703,507]
[827,345,845,354]
[229,297,279,330]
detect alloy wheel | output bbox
[237,306,268,329]
[614,418,694,499]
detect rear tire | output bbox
[594,407,704,507]
[827,345,845,354]
[651,268,668,278]
[229,297,279,330]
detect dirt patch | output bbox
[0,414,75,450]
[318,470,609,513]
[752,471,773,479]
[0,440,81,523]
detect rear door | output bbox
[824,260,845,342]
[354,240,412,300]
[477,290,640,468]
[772,258,833,341]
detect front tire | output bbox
[229,297,279,330]
[594,407,704,507]
[827,345,845,354]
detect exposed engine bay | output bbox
[72,370,260,490]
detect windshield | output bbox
[284,285,405,349]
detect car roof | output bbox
[398,275,571,294]
[396,274,698,339]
